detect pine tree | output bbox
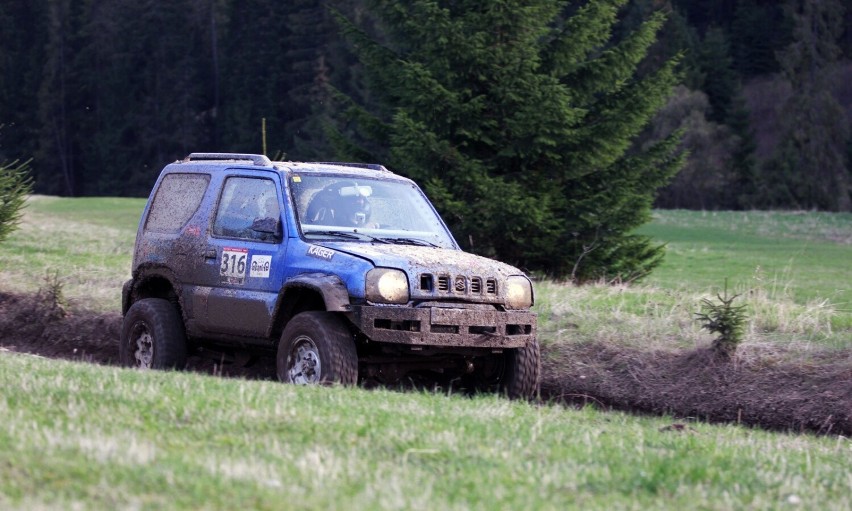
[329,0,683,281]
[219,0,295,157]
[35,0,221,196]
[0,160,32,244]
[36,0,85,196]
[764,0,851,211]
[726,93,758,210]
[730,1,792,77]
[218,0,350,161]
[697,28,737,124]
[0,0,49,165]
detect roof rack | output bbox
[185,153,272,166]
[314,162,389,172]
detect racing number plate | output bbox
[220,247,248,280]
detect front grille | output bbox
[420,273,497,297]
[486,278,497,294]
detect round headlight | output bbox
[366,268,409,304]
[505,276,533,309]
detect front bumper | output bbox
[352,304,536,348]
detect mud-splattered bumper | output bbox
[353,305,536,348]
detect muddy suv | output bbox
[120,153,539,397]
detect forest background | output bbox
[1,0,851,279]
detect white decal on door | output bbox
[250,255,272,278]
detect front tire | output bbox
[501,338,541,399]
[277,311,358,385]
[120,298,187,369]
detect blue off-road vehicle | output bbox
[120,153,539,397]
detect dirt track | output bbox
[2,291,850,436]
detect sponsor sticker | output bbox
[307,245,335,261]
[250,255,272,278]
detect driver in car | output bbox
[307,182,374,227]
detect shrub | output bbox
[695,283,748,359]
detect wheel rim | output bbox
[130,322,154,369]
[287,335,322,384]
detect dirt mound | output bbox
[0,291,276,379]
[2,291,849,435]
[541,341,852,436]
[0,291,122,364]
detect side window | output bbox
[213,176,280,241]
[145,173,210,233]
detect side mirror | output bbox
[251,216,282,241]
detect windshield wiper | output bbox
[303,230,363,240]
[304,230,438,247]
[379,237,440,248]
[354,232,392,244]
[304,230,392,244]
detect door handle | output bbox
[203,249,217,259]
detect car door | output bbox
[193,172,287,339]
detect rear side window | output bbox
[145,173,210,233]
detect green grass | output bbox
[531,209,852,353]
[0,196,144,310]
[0,198,850,348]
[1,352,850,511]
[639,210,852,309]
[1,198,852,509]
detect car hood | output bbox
[318,242,524,279]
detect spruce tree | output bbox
[330,0,683,281]
[697,28,737,124]
[0,160,32,244]
[0,0,49,166]
[765,0,851,211]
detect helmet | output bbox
[305,180,372,227]
[338,193,371,226]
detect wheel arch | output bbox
[123,266,184,317]
[270,273,352,339]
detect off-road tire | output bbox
[277,311,358,385]
[120,298,187,369]
[501,337,541,400]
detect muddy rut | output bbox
[2,291,849,436]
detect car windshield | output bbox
[290,174,456,248]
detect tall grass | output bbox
[535,278,849,357]
[1,352,850,511]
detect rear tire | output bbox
[501,338,541,400]
[277,311,358,385]
[120,298,187,369]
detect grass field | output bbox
[534,209,852,352]
[1,352,850,511]
[0,197,850,351]
[641,210,852,310]
[1,197,851,509]
[0,196,144,310]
